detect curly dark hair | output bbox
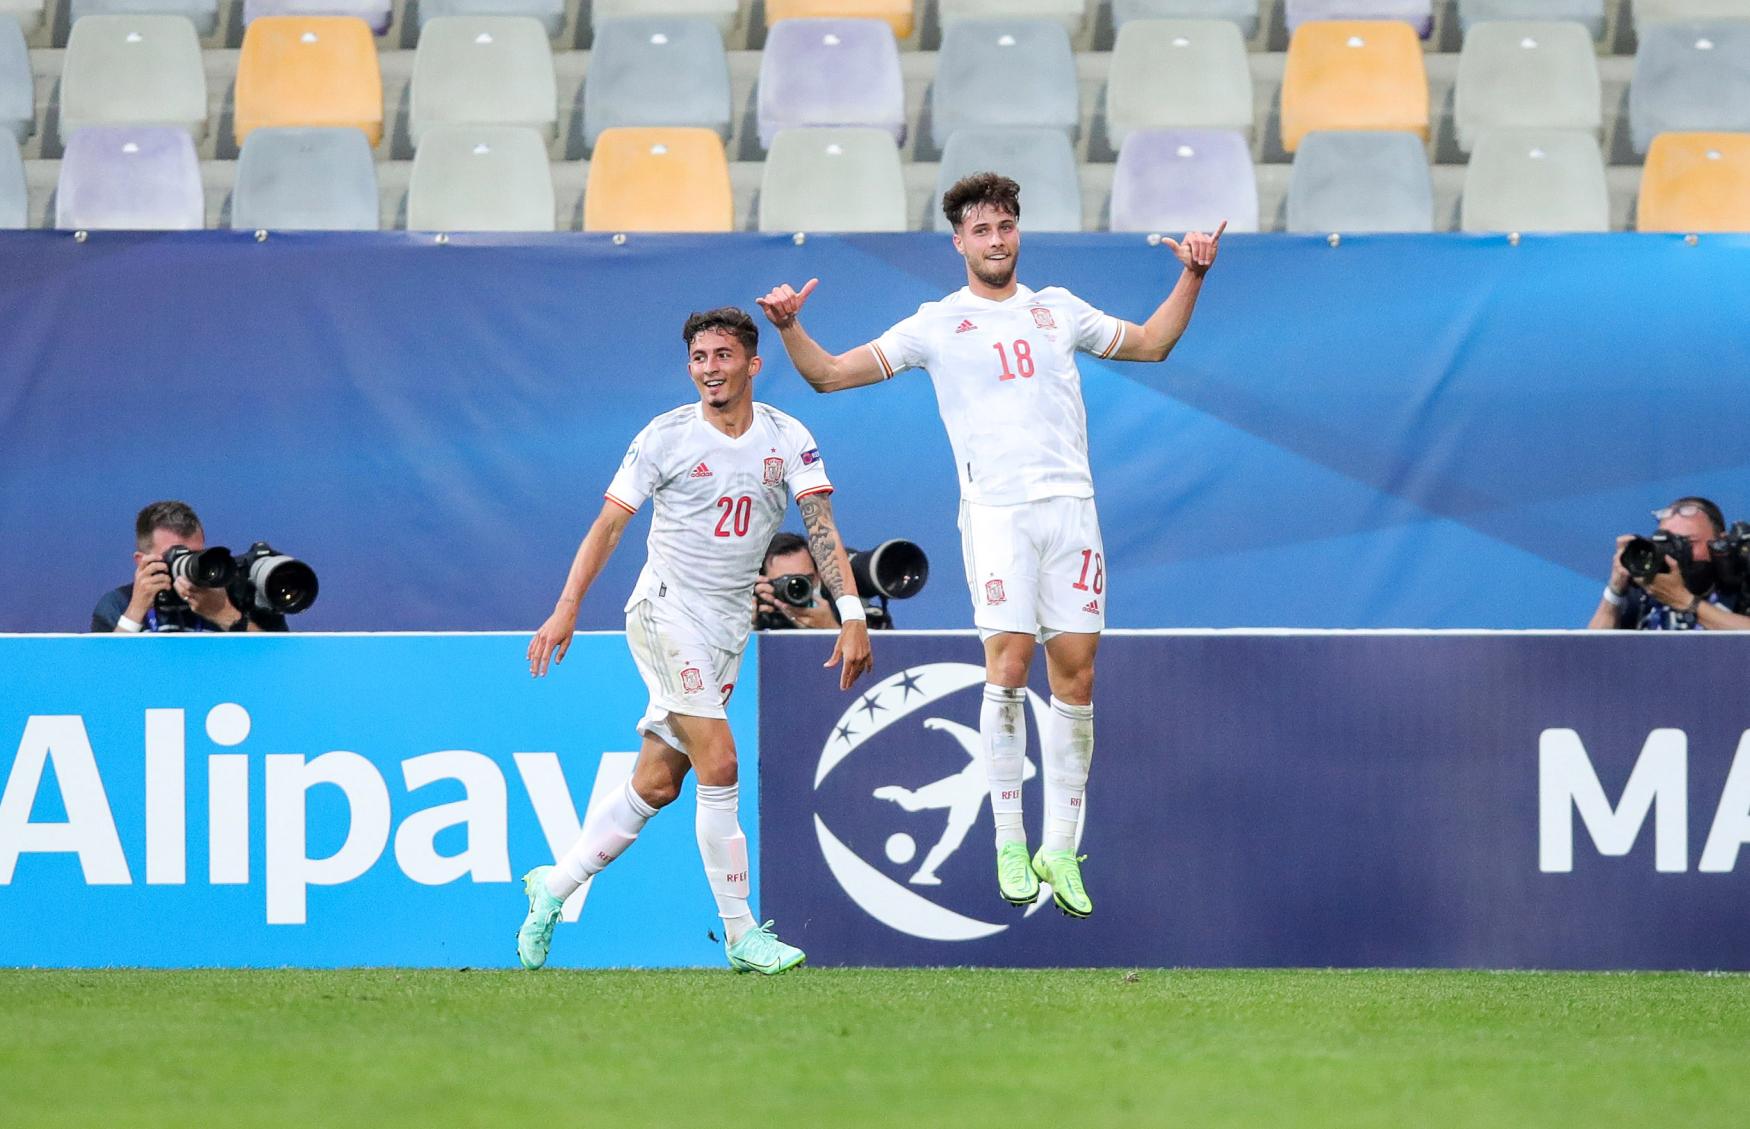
[941,172,1021,230]
[682,307,759,356]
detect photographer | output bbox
[753,532,840,629]
[1588,497,1750,631]
[91,501,289,633]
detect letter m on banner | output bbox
[1539,728,1688,873]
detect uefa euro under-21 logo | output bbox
[812,662,1082,941]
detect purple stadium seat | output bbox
[756,18,904,150]
[1286,0,1433,38]
[243,0,393,35]
[56,125,204,230]
[1109,128,1258,233]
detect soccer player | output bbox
[756,173,1221,919]
[518,306,874,975]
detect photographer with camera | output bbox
[91,501,316,633]
[755,532,932,630]
[1588,497,1750,631]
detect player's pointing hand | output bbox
[528,605,577,678]
[825,618,874,691]
[1164,220,1226,277]
[756,278,819,330]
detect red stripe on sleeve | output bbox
[795,486,835,500]
[603,493,637,514]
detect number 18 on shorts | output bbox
[959,495,1106,639]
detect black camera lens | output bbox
[775,574,814,606]
[162,545,237,589]
[850,540,930,600]
[247,555,319,614]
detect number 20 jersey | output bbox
[869,283,1125,507]
[605,402,833,652]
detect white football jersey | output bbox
[606,402,832,652]
[870,283,1124,506]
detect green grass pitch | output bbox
[2,968,1745,1128]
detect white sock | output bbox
[546,778,658,900]
[982,684,1028,847]
[695,783,757,944]
[1042,697,1093,854]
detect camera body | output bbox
[151,541,319,628]
[1709,521,1750,601]
[755,573,818,630]
[1618,531,1694,584]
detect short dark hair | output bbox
[1669,496,1726,535]
[135,500,202,552]
[942,172,1021,230]
[683,307,759,357]
[763,531,810,573]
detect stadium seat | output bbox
[1286,130,1432,232]
[937,0,1089,37]
[0,0,45,36]
[758,127,906,232]
[932,20,1078,151]
[55,124,204,229]
[1629,22,1750,156]
[1632,0,1749,34]
[1637,131,1750,233]
[933,127,1083,231]
[60,15,207,140]
[0,18,31,144]
[1286,0,1432,38]
[1111,0,1257,40]
[1106,19,1254,150]
[1110,127,1259,232]
[416,0,565,38]
[0,135,24,227]
[243,0,392,35]
[70,0,219,38]
[765,0,913,39]
[406,124,555,231]
[1280,21,1429,153]
[234,17,384,148]
[1460,128,1608,232]
[232,126,379,230]
[591,0,739,37]
[1456,0,1604,41]
[410,17,557,148]
[756,19,904,150]
[582,18,731,151]
[582,126,733,231]
[1454,22,1600,154]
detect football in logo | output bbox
[1030,307,1056,329]
[679,667,704,694]
[985,579,1006,605]
[763,457,784,487]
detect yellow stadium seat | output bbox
[1638,132,1750,232]
[1280,20,1428,153]
[765,0,914,40]
[583,127,734,232]
[234,17,383,149]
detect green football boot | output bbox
[1031,849,1092,919]
[516,866,566,970]
[997,840,1041,906]
[725,921,806,976]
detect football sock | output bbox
[695,783,757,944]
[1042,697,1094,854]
[983,683,1029,847]
[546,778,658,900]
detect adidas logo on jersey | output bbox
[689,462,713,479]
[1082,599,1100,614]
[955,319,978,334]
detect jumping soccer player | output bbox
[757,173,1221,918]
[519,306,874,975]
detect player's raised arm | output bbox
[1109,220,1226,364]
[756,278,890,394]
[528,498,635,677]
[798,491,875,690]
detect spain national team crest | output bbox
[680,667,705,694]
[985,579,1007,605]
[763,457,784,487]
[1030,307,1056,330]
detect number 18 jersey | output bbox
[869,283,1124,507]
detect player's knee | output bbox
[985,652,1031,688]
[634,774,682,809]
[1051,666,1095,705]
[691,745,740,788]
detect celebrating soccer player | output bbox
[757,173,1221,919]
[518,307,874,975]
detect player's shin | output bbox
[1041,697,1093,854]
[547,778,659,900]
[982,684,1028,847]
[695,783,758,944]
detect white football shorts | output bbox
[624,598,745,754]
[959,495,1108,641]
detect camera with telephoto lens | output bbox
[152,541,319,628]
[1709,522,1750,604]
[1618,531,1694,584]
[754,573,819,630]
[848,539,930,629]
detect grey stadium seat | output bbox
[583,18,731,151]
[937,0,1089,37]
[1112,0,1259,39]
[60,15,207,140]
[1286,130,1433,233]
[1460,128,1608,232]
[70,0,221,38]
[407,124,556,231]
[1632,0,1750,34]
[232,127,379,230]
[1107,19,1255,150]
[932,20,1079,151]
[591,0,738,37]
[758,127,906,233]
[417,0,565,38]
[410,17,557,148]
[934,127,1083,232]
[0,18,31,144]
[0,135,24,227]
[1456,0,1605,40]
[1454,21,1600,153]
[1630,21,1750,155]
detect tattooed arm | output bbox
[800,491,875,690]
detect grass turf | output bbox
[1,968,1745,1128]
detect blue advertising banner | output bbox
[0,633,760,968]
[757,630,1750,970]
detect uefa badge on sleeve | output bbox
[764,457,784,487]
